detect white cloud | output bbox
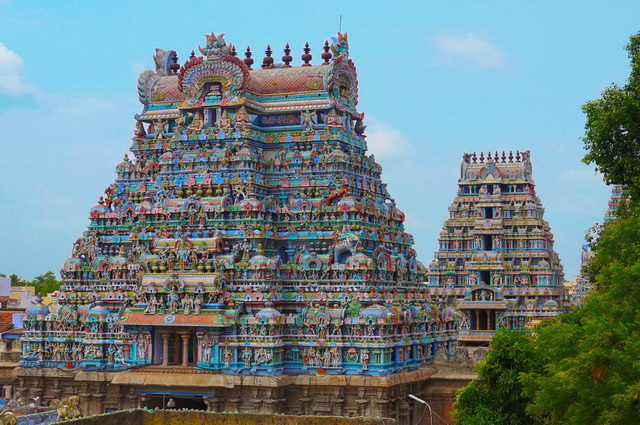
[365,119,415,160]
[433,33,507,69]
[0,42,32,95]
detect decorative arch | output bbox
[324,54,361,118]
[179,55,251,108]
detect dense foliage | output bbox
[582,34,640,201]
[522,212,640,424]
[454,330,543,425]
[0,271,62,296]
[455,32,640,424]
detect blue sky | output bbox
[0,0,637,280]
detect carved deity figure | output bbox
[182,293,194,314]
[168,289,180,314]
[193,295,202,315]
[218,109,232,128]
[330,347,341,367]
[301,110,315,131]
[201,334,213,362]
[188,110,205,131]
[255,348,268,365]
[234,106,251,128]
[154,120,168,139]
[223,347,233,367]
[137,333,150,360]
[144,295,157,314]
[242,347,253,367]
[361,349,370,370]
[325,109,343,128]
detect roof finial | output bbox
[321,40,332,65]
[244,46,254,69]
[508,150,513,162]
[170,53,180,74]
[190,50,195,59]
[301,42,312,67]
[282,43,292,68]
[230,45,237,57]
[262,45,274,69]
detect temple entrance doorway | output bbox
[141,394,208,411]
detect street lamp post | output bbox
[408,394,433,425]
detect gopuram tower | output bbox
[17,33,459,423]
[427,151,565,346]
[604,184,626,222]
[571,184,626,306]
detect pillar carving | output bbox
[179,331,191,367]
[160,331,171,367]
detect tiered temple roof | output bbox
[570,184,626,306]
[604,184,626,222]
[427,151,565,344]
[20,33,458,376]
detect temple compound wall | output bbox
[17,32,464,425]
[13,366,466,424]
[56,409,396,425]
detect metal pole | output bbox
[408,394,433,425]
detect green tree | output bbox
[30,271,63,296]
[1,271,63,296]
[517,32,640,424]
[582,33,640,201]
[454,329,543,425]
[522,211,640,424]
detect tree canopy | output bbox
[454,330,543,425]
[0,271,62,296]
[582,33,640,201]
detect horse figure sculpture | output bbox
[56,396,82,422]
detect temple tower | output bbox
[604,184,626,222]
[427,151,565,346]
[17,33,459,424]
[571,184,626,306]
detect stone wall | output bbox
[12,366,473,425]
[56,409,395,425]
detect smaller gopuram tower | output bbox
[427,150,565,345]
[571,184,626,306]
[604,184,626,222]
